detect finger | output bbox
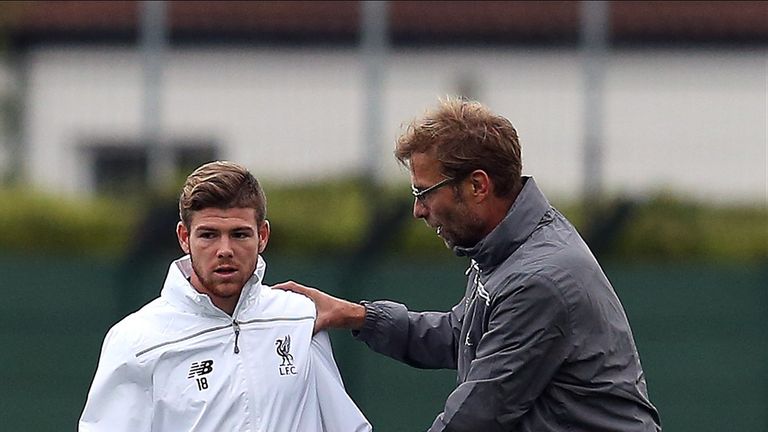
[272,281,307,294]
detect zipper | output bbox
[134,315,314,358]
[464,261,482,347]
[232,320,241,354]
[465,260,481,307]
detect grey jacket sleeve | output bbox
[428,274,571,432]
[353,300,463,369]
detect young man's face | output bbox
[409,152,485,250]
[176,207,269,314]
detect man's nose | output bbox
[413,198,428,219]
[217,238,234,258]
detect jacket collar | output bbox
[161,254,266,318]
[453,176,550,271]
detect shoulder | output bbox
[101,297,179,358]
[499,210,601,293]
[491,228,614,328]
[258,284,317,318]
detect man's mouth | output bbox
[214,266,237,276]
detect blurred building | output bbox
[0,1,766,202]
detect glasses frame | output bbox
[411,177,456,202]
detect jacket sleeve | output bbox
[78,323,152,432]
[429,274,570,432]
[353,300,463,369]
[311,331,372,432]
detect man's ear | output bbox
[258,220,271,254]
[469,170,491,200]
[177,221,191,254]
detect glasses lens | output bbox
[412,177,454,201]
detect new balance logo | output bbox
[275,335,296,376]
[188,359,214,391]
[188,360,214,378]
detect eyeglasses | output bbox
[411,177,456,202]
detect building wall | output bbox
[22,45,767,203]
[0,58,14,176]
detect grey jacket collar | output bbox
[453,176,551,271]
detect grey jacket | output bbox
[355,177,661,431]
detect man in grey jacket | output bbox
[276,98,661,431]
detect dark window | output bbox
[176,144,217,178]
[92,145,149,195]
[85,140,218,196]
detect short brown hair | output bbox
[179,161,266,227]
[395,97,522,198]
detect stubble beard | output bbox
[442,196,486,250]
[189,253,242,300]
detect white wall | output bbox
[0,58,13,176]
[21,45,768,203]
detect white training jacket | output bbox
[79,255,371,432]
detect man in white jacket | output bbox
[79,161,371,432]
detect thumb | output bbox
[272,281,315,299]
[272,281,303,293]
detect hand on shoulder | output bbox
[272,281,366,333]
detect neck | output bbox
[482,195,516,236]
[188,275,241,316]
[213,297,238,316]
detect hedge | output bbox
[0,182,765,263]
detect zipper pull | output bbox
[232,321,241,354]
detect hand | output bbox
[272,281,366,334]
